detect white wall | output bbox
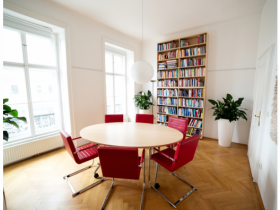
[4,0,142,146]
[253,0,277,209]
[142,13,261,144]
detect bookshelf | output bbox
[156,33,208,139]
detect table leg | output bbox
[148,148,151,185]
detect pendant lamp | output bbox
[130,0,154,84]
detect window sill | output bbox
[3,131,60,149]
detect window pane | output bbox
[114,76,126,96]
[114,54,125,74]
[33,101,61,134]
[26,33,56,66]
[29,69,59,102]
[106,75,114,97]
[3,66,28,104]
[106,97,114,114]
[105,52,113,73]
[3,104,32,141]
[3,28,23,63]
[114,76,126,114]
[115,96,126,114]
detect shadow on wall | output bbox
[262,160,277,209]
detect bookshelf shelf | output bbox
[179,76,205,79]
[157,96,178,98]
[156,32,208,139]
[158,58,179,62]
[180,43,206,49]
[157,48,179,53]
[178,87,204,89]
[157,77,178,80]
[179,65,205,69]
[180,54,206,59]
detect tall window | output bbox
[3,24,62,142]
[105,48,127,115]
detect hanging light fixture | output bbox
[130,0,154,84]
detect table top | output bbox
[80,122,183,148]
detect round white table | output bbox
[80,122,183,148]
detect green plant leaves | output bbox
[3,98,27,141]
[3,98,8,104]
[3,105,12,111]
[133,90,154,110]
[208,99,217,105]
[208,94,248,122]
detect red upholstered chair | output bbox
[105,114,123,123]
[60,130,105,197]
[98,147,145,210]
[149,134,200,208]
[168,117,189,148]
[136,114,154,124]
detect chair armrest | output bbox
[138,149,145,168]
[154,148,176,162]
[73,144,98,154]
[72,137,81,141]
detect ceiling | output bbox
[50,0,266,40]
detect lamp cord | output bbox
[142,0,143,58]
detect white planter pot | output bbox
[139,108,151,114]
[218,119,236,147]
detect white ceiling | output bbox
[50,0,266,40]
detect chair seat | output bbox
[151,148,175,172]
[76,143,97,151]
[76,145,99,164]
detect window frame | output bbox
[3,26,64,145]
[105,47,128,116]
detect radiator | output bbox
[3,135,64,165]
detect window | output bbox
[105,48,127,115]
[10,85,19,94]
[3,25,63,142]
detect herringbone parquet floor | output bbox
[4,138,262,210]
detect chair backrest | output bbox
[168,117,189,139]
[105,114,123,123]
[59,130,78,162]
[136,114,154,124]
[98,147,140,180]
[172,134,200,171]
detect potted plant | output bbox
[208,94,247,147]
[133,90,154,114]
[3,98,27,141]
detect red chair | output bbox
[105,114,123,123]
[60,130,105,197]
[168,117,189,148]
[136,114,154,124]
[149,134,200,208]
[98,147,145,210]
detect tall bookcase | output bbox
[156,32,208,139]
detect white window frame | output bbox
[3,26,64,145]
[105,47,127,116]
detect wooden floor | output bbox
[4,138,263,210]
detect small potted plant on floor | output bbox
[133,90,154,114]
[208,94,247,147]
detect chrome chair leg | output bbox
[63,160,105,197]
[149,166,197,208]
[154,163,159,184]
[100,178,114,210]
